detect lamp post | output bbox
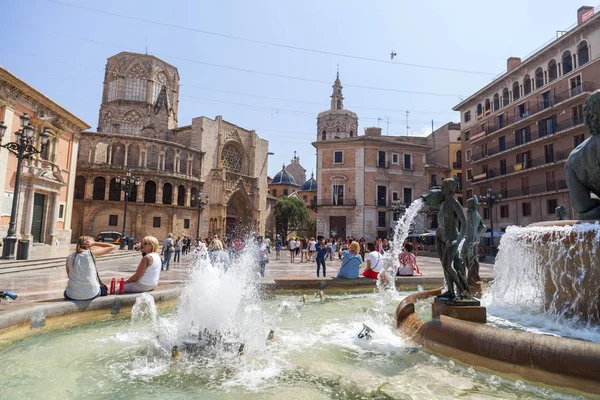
[191,192,209,240]
[115,170,140,249]
[480,185,502,255]
[0,114,50,259]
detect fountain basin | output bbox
[396,289,600,395]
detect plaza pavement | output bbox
[0,245,494,308]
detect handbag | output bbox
[90,251,108,296]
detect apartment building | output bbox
[454,6,599,229]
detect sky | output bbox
[0,0,586,178]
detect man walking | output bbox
[162,233,174,271]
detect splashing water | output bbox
[483,222,600,341]
[376,198,424,294]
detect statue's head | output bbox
[441,178,458,196]
[584,90,600,136]
[467,195,478,210]
[421,186,444,207]
[555,204,568,220]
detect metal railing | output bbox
[503,180,568,199]
[314,199,357,206]
[471,116,584,162]
[472,82,593,141]
[452,161,462,169]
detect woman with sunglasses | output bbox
[123,236,162,293]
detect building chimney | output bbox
[507,57,522,72]
[364,127,382,137]
[577,6,594,25]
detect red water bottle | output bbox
[109,278,116,295]
[118,278,125,294]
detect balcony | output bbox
[452,161,462,169]
[469,82,593,144]
[471,149,572,184]
[503,180,568,199]
[315,199,357,206]
[470,116,584,163]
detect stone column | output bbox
[48,193,60,245]
[156,181,163,204]
[185,186,191,207]
[137,180,145,202]
[123,144,129,167]
[85,177,94,200]
[21,185,35,241]
[172,184,177,205]
[104,176,110,200]
[107,145,113,164]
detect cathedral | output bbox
[72,52,269,241]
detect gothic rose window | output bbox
[222,144,242,173]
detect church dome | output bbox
[299,173,317,191]
[271,164,298,186]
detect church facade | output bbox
[313,74,431,240]
[72,52,269,242]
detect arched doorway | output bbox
[225,189,254,240]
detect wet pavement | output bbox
[0,247,494,306]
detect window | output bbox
[152,72,168,103]
[541,91,552,109]
[431,174,437,188]
[517,103,527,119]
[499,136,506,151]
[334,151,343,163]
[403,154,412,170]
[522,202,532,216]
[476,103,483,117]
[321,130,326,141]
[523,75,532,95]
[153,217,161,227]
[403,188,412,206]
[562,51,573,74]
[107,79,119,102]
[466,168,473,180]
[498,114,505,129]
[512,81,520,100]
[466,189,473,199]
[464,111,471,122]
[547,199,558,215]
[500,181,508,198]
[546,171,556,191]
[535,67,544,89]
[124,78,147,102]
[464,130,471,141]
[109,215,118,226]
[121,110,143,136]
[283,189,288,196]
[483,208,490,219]
[392,153,399,165]
[465,149,472,161]
[378,151,386,167]
[184,219,190,229]
[578,41,589,66]
[548,60,558,82]
[516,151,532,170]
[538,115,556,138]
[480,143,487,158]
[502,87,510,106]
[500,159,507,175]
[493,94,500,111]
[393,211,400,221]
[500,205,509,218]
[392,191,399,201]
[303,195,307,202]
[521,176,529,195]
[515,126,531,145]
[333,185,344,205]
[272,189,277,197]
[570,75,583,96]
[58,204,65,220]
[572,104,583,124]
[574,133,585,147]
[349,130,354,137]
[456,173,463,190]
[544,143,555,163]
[378,212,386,227]
[377,186,387,206]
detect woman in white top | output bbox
[362,242,383,279]
[124,236,162,293]
[65,236,116,300]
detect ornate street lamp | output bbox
[0,114,50,258]
[480,185,503,255]
[191,192,209,240]
[115,170,140,249]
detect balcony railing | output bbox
[470,116,584,163]
[502,180,568,199]
[452,161,462,169]
[315,199,357,206]
[469,82,593,143]
[471,149,572,183]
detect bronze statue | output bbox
[565,89,600,220]
[462,196,487,286]
[555,204,568,220]
[422,179,470,299]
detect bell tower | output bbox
[331,71,344,111]
[316,70,358,142]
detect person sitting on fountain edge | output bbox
[397,242,422,276]
[123,236,162,293]
[336,241,363,279]
[362,242,383,279]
